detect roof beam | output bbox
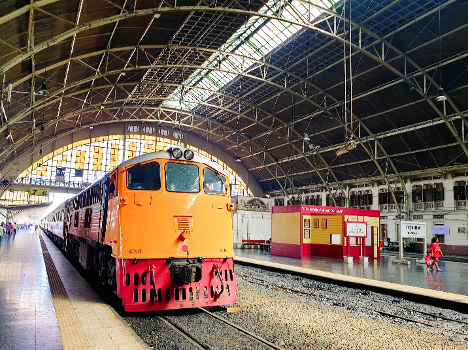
[1,106,286,193]
[0,0,61,27]
[55,0,84,134]
[1,64,344,200]
[0,3,464,204]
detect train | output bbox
[41,147,237,312]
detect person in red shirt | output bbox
[429,237,443,272]
[424,250,432,270]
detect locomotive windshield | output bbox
[127,162,161,190]
[203,167,227,195]
[165,163,200,193]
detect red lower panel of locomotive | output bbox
[116,257,237,312]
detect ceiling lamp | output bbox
[309,144,320,151]
[303,133,310,141]
[37,82,48,96]
[236,156,241,162]
[336,136,358,156]
[435,87,447,102]
[435,5,447,103]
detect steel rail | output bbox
[243,273,468,339]
[198,307,285,350]
[158,316,207,350]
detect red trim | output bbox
[301,243,344,259]
[116,258,236,312]
[242,239,267,244]
[271,242,301,258]
[272,204,379,218]
[272,205,302,214]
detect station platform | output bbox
[234,248,468,310]
[0,228,147,350]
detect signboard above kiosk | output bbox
[345,222,367,237]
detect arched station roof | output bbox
[1,0,468,203]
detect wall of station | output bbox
[0,122,264,197]
[232,196,274,247]
[271,175,468,255]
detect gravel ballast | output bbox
[123,265,468,349]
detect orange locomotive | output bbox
[42,148,237,312]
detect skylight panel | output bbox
[162,0,337,112]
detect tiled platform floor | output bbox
[0,228,147,350]
[0,229,62,350]
[235,249,468,296]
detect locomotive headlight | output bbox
[184,149,194,160]
[172,148,183,159]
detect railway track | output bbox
[158,315,206,350]
[198,307,284,350]
[158,308,284,350]
[123,265,468,349]
[243,274,468,340]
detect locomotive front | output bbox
[105,148,237,311]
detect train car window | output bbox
[109,174,117,198]
[165,163,200,193]
[92,187,96,205]
[203,168,227,195]
[127,162,161,190]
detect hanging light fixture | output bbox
[435,87,447,102]
[303,133,310,141]
[37,82,48,96]
[435,1,446,103]
[236,156,241,162]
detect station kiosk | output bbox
[271,205,380,260]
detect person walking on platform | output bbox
[8,222,13,236]
[13,222,17,235]
[424,250,432,270]
[0,222,5,241]
[429,237,443,272]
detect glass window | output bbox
[203,167,227,195]
[165,163,200,193]
[127,162,161,190]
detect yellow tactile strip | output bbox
[39,235,91,350]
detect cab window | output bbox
[165,163,200,193]
[203,168,227,195]
[109,173,117,198]
[127,162,161,190]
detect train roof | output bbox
[118,148,229,176]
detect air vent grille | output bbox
[175,216,193,231]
